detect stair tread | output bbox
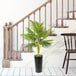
[68,10,76,13]
[8,58,22,61]
[55,26,68,28]
[49,33,57,36]
[57,18,76,20]
[21,51,34,53]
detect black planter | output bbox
[34,55,43,73]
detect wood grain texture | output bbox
[0,67,76,76]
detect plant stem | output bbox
[37,42,40,56]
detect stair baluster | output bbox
[73,0,75,18]
[62,0,64,27]
[56,0,58,28]
[22,20,24,52]
[28,16,30,52]
[34,12,35,21]
[16,24,18,59]
[67,0,69,19]
[39,8,41,23]
[45,5,46,30]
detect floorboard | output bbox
[20,68,26,76]
[54,67,64,76]
[25,67,32,76]
[32,67,44,76]
[13,68,20,76]
[49,67,57,75]
[0,68,3,76]
[7,68,14,76]
[0,67,76,76]
[43,68,51,76]
[1,68,9,76]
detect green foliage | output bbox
[21,20,53,55]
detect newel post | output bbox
[8,22,13,59]
[2,23,10,68]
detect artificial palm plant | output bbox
[21,20,53,72]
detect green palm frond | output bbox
[25,43,36,49]
[26,27,35,35]
[30,20,44,35]
[40,40,53,47]
[21,34,36,42]
[30,20,38,33]
[21,20,53,56]
[40,30,49,39]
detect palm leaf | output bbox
[25,43,36,50]
[30,20,44,35]
[30,20,38,33]
[21,34,36,42]
[39,30,49,39]
[40,40,53,47]
[21,20,53,54]
[26,27,35,35]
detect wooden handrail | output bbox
[9,0,51,29]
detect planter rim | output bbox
[34,55,43,57]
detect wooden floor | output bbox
[0,67,76,76]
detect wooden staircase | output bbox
[3,0,76,68]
